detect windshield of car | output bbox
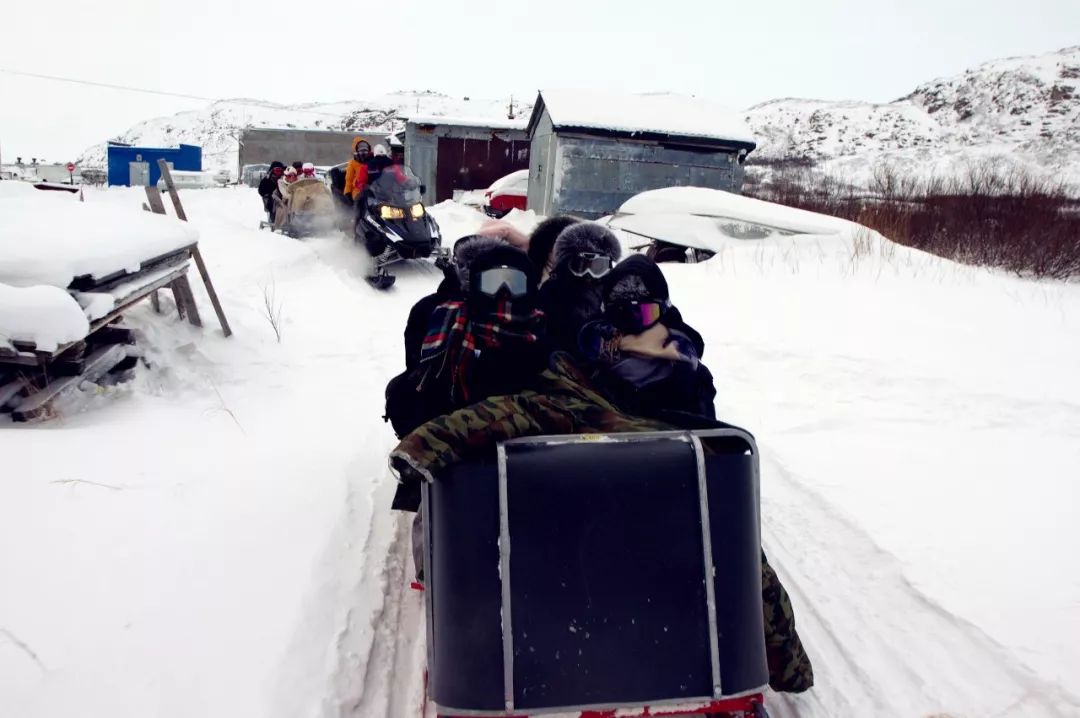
[370,164,422,206]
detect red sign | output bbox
[66,162,75,173]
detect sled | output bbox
[259,179,337,239]
[420,429,770,718]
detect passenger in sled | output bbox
[385,236,548,475]
[538,222,623,353]
[273,163,335,238]
[384,226,813,698]
[257,161,286,223]
[578,253,716,424]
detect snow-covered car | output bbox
[482,169,529,218]
[241,163,270,187]
[603,186,849,263]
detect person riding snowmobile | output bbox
[366,144,395,183]
[528,215,582,284]
[344,138,372,201]
[385,236,547,447]
[538,222,622,353]
[258,161,286,220]
[578,254,716,423]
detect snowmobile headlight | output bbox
[380,205,405,220]
[410,203,425,219]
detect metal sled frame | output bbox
[421,428,768,718]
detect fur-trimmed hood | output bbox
[552,223,622,274]
[452,235,536,292]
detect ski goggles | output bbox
[607,299,667,333]
[475,265,530,298]
[566,252,614,279]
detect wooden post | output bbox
[144,186,168,313]
[157,162,188,221]
[156,159,233,338]
[171,275,202,328]
[144,185,167,215]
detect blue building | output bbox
[106,143,202,187]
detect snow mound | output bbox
[0,283,89,352]
[0,192,198,288]
[428,201,539,246]
[539,89,755,145]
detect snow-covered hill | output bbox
[79,47,1080,188]
[745,45,1080,186]
[77,92,529,173]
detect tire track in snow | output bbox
[341,513,426,718]
[759,452,1080,718]
[285,228,431,718]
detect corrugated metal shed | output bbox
[526,91,757,219]
[404,117,530,203]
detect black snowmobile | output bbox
[354,164,448,289]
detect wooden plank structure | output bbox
[155,160,232,337]
[2,170,233,421]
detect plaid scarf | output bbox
[419,299,543,402]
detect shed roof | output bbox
[406,114,528,131]
[107,142,201,152]
[528,90,755,149]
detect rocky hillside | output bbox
[77,92,528,172]
[745,45,1080,186]
[80,46,1080,188]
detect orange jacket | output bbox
[345,136,372,200]
[344,159,368,200]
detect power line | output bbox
[0,67,368,120]
[0,66,216,102]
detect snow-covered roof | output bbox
[532,89,756,147]
[406,115,528,131]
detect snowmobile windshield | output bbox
[370,165,423,207]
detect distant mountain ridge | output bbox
[79,46,1080,187]
[744,45,1080,186]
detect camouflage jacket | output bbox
[390,353,671,483]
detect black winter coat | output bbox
[387,272,549,440]
[403,271,461,370]
[538,275,605,354]
[590,355,717,423]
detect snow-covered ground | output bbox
[1,186,1078,718]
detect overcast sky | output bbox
[2,0,1078,162]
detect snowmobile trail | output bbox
[759,452,1080,718]
[345,514,425,718]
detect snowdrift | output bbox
[2,186,1079,718]
[0,283,90,352]
[0,184,198,288]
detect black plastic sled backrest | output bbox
[423,429,768,716]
